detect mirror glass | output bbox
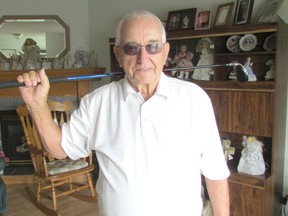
[0,15,70,60]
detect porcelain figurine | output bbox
[264,59,275,80]
[192,38,214,81]
[244,57,257,81]
[171,44,194,79]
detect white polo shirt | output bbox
[61,73,230,216]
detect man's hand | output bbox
[17,68,50,109]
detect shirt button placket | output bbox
[140,104,148,137]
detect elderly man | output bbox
[17,10,230,216]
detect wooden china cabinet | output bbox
[109,22,288,216]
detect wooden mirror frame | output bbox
[0,15,70,60]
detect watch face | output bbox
[239,34,257,52]
[263,33,276,51]
[226,35,241,53]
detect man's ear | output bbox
[163,42,170,65]
[113,46,122,67]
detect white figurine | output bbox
[64,52,73,69]
[244,57,257,81]
[237,136,266,175]
[264,59,275,80]
[192,38,214,81]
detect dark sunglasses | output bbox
[121,42,165,56]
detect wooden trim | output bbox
[0,68,106,102]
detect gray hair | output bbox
[115,10,166,46]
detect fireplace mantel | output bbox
[0,67,106,104]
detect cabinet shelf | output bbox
[166,23,277,40]
[215,51,275,57]
[191,80,275,92]
[229,170,273,186]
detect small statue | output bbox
[171,43,194,79]
[192,38,214,81]
[264,59,275,81]
[74,50,89,68]
[64,52,73,69]
[244,57,257,81]
[20,38,42,70]
[228,60,238,80]
[52,57,62,69]
[41,57,50,69]
[222,138,235,161]
[10,54,21,70]
[237,136,266,175]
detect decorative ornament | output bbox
[265,59,275,80]
[226,35,241,53]
[263,33,276,51]
[244,57,257,81]
[237,136,266,176]
[239,34,257,52]
[222,138,235,161]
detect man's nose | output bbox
[137,46,149,63]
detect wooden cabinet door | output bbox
[206,90,274,137]
[229,182,244,216]
[229,181,264,216]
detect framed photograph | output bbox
[195,10,211,30]
[214,2,234,27]
[166,11,181,31]
[256,0,284,23]
[234,0,254,25]
[179,8,197,30]
[166,8,196,31]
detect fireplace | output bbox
[0,110,31,163]
[0,68,103,178]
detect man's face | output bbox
[114,16,170,90]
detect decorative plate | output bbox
[226,35,241,53]
[239,34,257,52]
[263,33,276,51]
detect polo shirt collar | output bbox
[122,73,169,101]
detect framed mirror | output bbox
[0,15,70,60]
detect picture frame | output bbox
[166,11,181,31]
[166,8,196,31]
[234,0,254,25]
[214,2,234,27]
[256,0,284,23]
[179,8,197,30]
[195,10,211,30]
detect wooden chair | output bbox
[16,100,96,216]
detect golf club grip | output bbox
[0,77,68,89]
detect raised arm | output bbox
[17,69,67,159]
[205,177,230,216]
